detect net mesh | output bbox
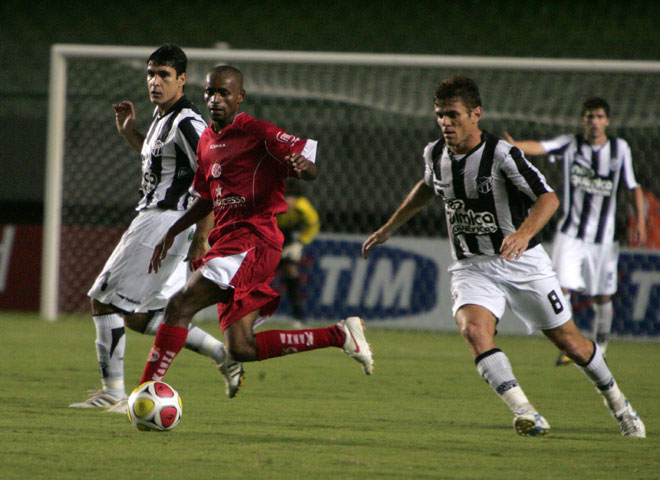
[57,52,660,312]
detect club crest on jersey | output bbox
[211,163,222,178]
[476,176,493,194]
[151,140,164,157]
[276,131,299,144]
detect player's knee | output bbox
[162,293,193,326]
[459,321,488,346]
[227,340,257,362]
[124,313,151,333]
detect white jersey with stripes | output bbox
[136,96,207,212]
[540,134,638,244]
[423,131,554,260]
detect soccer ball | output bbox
[127,381,182,432]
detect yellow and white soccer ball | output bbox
[127,381,182,432]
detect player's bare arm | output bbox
[630,186,647,246]
[186,212,214,270]
[150,198,214,273]
[113,101,145,153]
[286,152,318,180]
[500,191,559,261]
[362,180,435,259]
[502,131,548,157]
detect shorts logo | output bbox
[211,163,222,178]
[276,131,299,144]
[477,176,493,194]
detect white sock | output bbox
[476,349,533,415]
[593,301,613,352]
[575,342,625,412]
[93,313,126,398]
[186,325,226,365]
[145,312,226,365]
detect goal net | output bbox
[43,45,660,318]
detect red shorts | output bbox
[198,230,281,331]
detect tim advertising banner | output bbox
[273,233,660,339]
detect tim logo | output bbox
[477,176,493,194]
[276,131,299,144]
[303,239,438,319]
[211,163,222,178]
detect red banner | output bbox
[0,224,42,311]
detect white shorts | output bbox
[552,232,619,296]
[88,209,193,313]
[449,245,572,334]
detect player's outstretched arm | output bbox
[502,131,548,157]
[150,198,214,273]
[113,101,145,153]
[286,153,318,180]
[362,180,434,259]
[500,191,559,261]
[630,186,647,246]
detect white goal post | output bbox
[42,43,660,321]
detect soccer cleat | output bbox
[104,397,129,414]
[69,389,124,409]
[216,355,244,399]
[513,412,551,437]
[609,399,646,438]
[338,316,374,375]
[555,352,571,366]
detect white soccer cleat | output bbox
[513,411,551,437]
[69,389,125,409]
[609,399,646,438]
[216,354,244,399]
[104,397,129,414]
[339,316,374,375]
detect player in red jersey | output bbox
[138,66,373,395]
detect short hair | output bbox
[147,44,187,76]
[434,76,482,110]
[208,65,244,89]
[581,97,610,117]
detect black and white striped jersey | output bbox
[540,134,639,244]
[423,131,554,260]
[136,96,207,212]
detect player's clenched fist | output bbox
[113,100,136,135]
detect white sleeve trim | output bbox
[302,139,318,164]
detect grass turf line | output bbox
[0,312,658,479]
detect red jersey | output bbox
[193,112,314,249]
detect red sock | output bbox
[255,325,346,360]
[139,324,188,384]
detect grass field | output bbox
[1,312,658,479]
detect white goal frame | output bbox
[42,43,660,320]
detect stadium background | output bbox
[1,0,659,330]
